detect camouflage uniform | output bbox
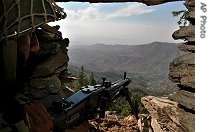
[0,0,66,131]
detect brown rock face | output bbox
[178,42,195,52]
[184,0,195,11]
[185,11,195,21]
[169,0,195,91]
[141,96,195,132]
[168,90,195,110]
[169,53,195,89]
[172,25,195,42]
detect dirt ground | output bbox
[89,114,139,132]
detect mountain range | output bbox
[67,41,184,94]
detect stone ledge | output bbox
[169,53,195,88]
[141,96,195,132]
[168,90,195,110]
[172,25,195,41]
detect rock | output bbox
[124,115,136,122]
[54,63,69,75]
[28,75,62,99]
[185,11,195,20]
[33,42,61,58]
[40,24,62,36]
[185,0,195,7]
[172,25,195,42]
[168,90,195,110]
[184,0,195,11]
[141,96,195,132]
[57,38,70,54]
[40,23,63,41]
[105,111,117,115]
[29,75,61,93]
[29,87,50,99]
[32,51,69,77]
[178,42,195,52]
[59,85,75,98]
[169,53,195,89]
[138,114,153,132]
[185,37,194,42]
[40,42,60,50]
[89,114,139,132]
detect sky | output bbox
[50,1,186,45]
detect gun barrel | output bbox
[108,77,131,92]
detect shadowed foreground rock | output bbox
[23,24,75,108]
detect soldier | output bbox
[0,0,66,131]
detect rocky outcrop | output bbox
[178,42,194,52]
[140,0,195,131]
[172,25,195,42]
[23,24,75,109]
[169,53,195,89]
[169,0,195,109]
[141,96,194,132]
[168,90,194,110]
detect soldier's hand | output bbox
[24,103,53,132]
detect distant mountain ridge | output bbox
[68,41,183,82]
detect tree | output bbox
[73,66,89,91]
[88,72,96,86]
[172,10,188,26]
[107,84,148,117]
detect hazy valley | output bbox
[67,41,184,95]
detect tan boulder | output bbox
[141,96,195,132]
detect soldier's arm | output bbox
[24,103,53,132]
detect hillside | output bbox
[68,41,183,94]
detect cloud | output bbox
[50,2,182,45]
[64,6,99,21]
[63,3,155,21]
[103,4,155,20]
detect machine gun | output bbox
[51,72,139,131]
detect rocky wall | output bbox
[23,24,75,109]
[140,0,195,131]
